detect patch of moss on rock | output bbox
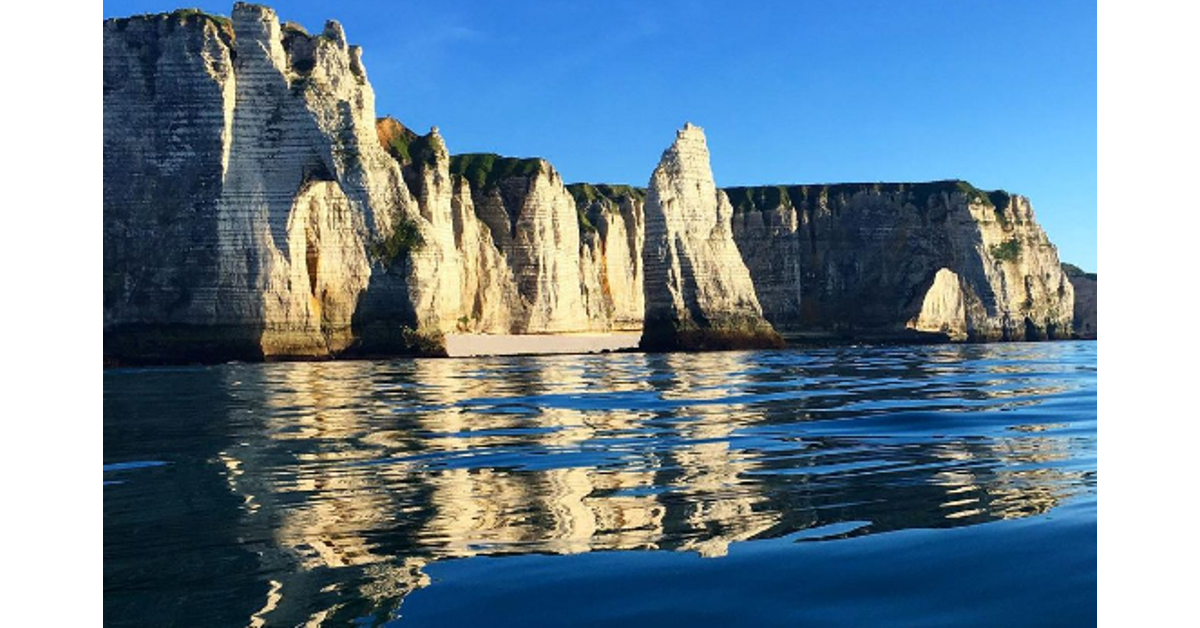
[406,133,441,168]
[576,206,598,233]
[639,314,784,352]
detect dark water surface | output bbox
[104,342,1097,627]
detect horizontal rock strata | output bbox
[104,4,1082,363]
[727,181,1075,341]
[640,123,783,351]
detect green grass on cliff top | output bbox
[109,8,232,30]
[566,183,647,209]
[1061,263,1097,281]
[566,184,647,234]
[377,117,442,169]
[449,153,545,191]
[723,180,1014,214]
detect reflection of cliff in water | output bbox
[214,345,1092,625]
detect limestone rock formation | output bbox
[450,155,591,333]
[105,5,442,362]
[569,184,646,331]
[640,124,782,350]
[728,182,1075,341]
[1062,264,1097,339]
[103,4,1080,364]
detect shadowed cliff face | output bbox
[728,182,1075,341]
[1061,264,1097,339]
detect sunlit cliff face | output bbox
[208,345,1092,625]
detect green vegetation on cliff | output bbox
[369,216,425,269]
[567,183,646,234]
[954,180,991,207]
[566,183,647,208]
[990,238,1022,262]
[171,8,232,28]
[987,190,1013,227]
[449,153,544,191]
[109,8,232,32]
[724,180,1016,216]
[725,185,796,213]
[376,117,442,170]
[405,134,440,168]
[376,117,419,165]
[1061,263,1097,281]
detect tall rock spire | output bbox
[639,123,782,350]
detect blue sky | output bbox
[104,0,1097,269]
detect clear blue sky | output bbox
[104,0,1097,270]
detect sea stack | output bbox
[640,123,783,351]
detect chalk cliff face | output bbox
[1062,264,1097,339]
[104,5,449,361]
[727,182,1075,341]
[104,4,1081,363]
[570,185,646,332]
[640,124,782,350]
[103,0,633,363]
[449,155,593,333]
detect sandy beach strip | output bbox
[444,333,641,357]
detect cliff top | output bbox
[566,183,647,208]
[376,117,446,167]
[449,153,547,191]
[105,7,233,33]
[724,180,1016,214]
[1061,263,1097,281]
[677,122,705,140]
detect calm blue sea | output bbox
[104,342,1097,627]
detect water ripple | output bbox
[104,342,1096,627]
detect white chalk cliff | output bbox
[640,124,781,350]
[103,4,1080,364]
[728,183,1076,341]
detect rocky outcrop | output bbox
[570,184,646,332]
[105,6,451,362]
[728,182,1075,341]
[102,0,637,364]
[640,124,782,350]
[449,154,592,333]
[1062,264,1097,339]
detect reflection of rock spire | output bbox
[664,352,778,557]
